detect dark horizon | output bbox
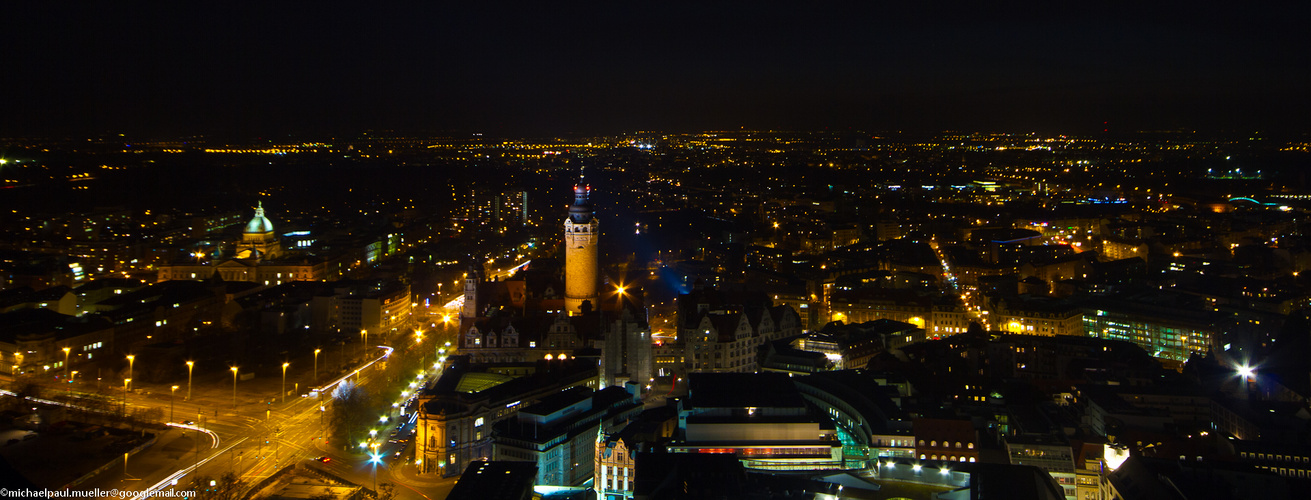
[3,3,1310,137]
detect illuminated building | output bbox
[596,432,638,500]
[156,202,337,284]
[84,280,226,351]
[1099,235,1148,261]
[415,355,600,478]
[679,285,802,373]
[595,406,678,500]
[667,373,844,471]
[1081,294,1216,366]
[682,304,801,373]
[564,181,599,315]
[789,319,925,370]
[0,308,113,376]
[457,185,650,387]
[600,305,652,389]
[460,265,480,321]
[489,386,641,486]
[236,202,283,259]
[792,370,915,465]
[1004,435,1078,499]
[311,281,412,337]
[827,289,969,337]
[987,296,1083,337]
[913,418,979,464]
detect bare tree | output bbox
[190,471,245,500]
[327,380,375,449]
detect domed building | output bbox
[235,202,282,260]
[156,201,334,285]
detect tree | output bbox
[327,380,375,449]
[190,471,244,500]
[377,482,396,500]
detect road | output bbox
[135,346,413,499]
[11,344,457,500]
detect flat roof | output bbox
[689,372,805,409]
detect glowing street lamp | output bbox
[230,367,239,408]
[171,385,179,422]
[62,347,71,380]
[122,378,131,413]
[281,362,290,404]
[185,361,194,401]
[1237,363,1258,397]
[314,349,321,384]
[368,451,383,490]
[1238,364,1256,380]
[126,355,135,391]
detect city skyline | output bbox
[3,3,1310,137]
[5,4,1311,499]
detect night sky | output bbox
[3,2,1309,137]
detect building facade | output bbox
[564,183,599,315]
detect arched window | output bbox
[931,455,938,460]
[921,454,927,460]
[968,443,975,449]
[919,440,926,447]
[931,441,937,447]
[959,456,966,462]
[955,441,962,448]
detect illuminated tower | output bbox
[461,264,481,320]
[564,181,599,315]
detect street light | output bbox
[123,378,131,414]
[62,347,70,380]
[171,385,178,422]
[186,361,194,401]
[1238,364,1256,380]
[369,451,382,490]
[314,348,321,384]
[230,367,239,409]
[360,329,368,357]
[126,355,135,391]
[281,362,290,404]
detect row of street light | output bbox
[109,350,316,415]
